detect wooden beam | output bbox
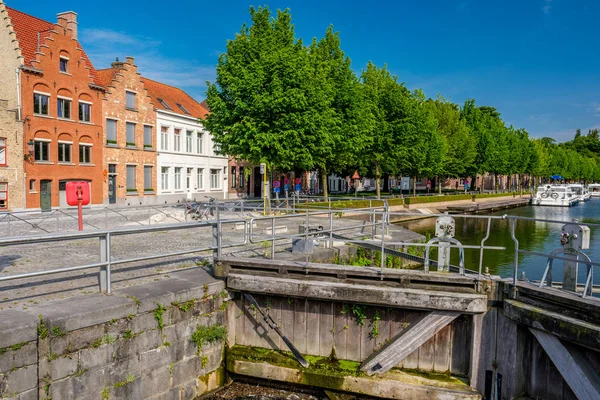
[504,299,600,351]
[360,311,460,375]
[529,327,600,400]
[227,274,488,313]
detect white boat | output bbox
[534,185,579,207]
[567,184,591,201]
[588,184,600,198]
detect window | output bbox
[157,98,172,110]
[35,140,50,161]
[197,132,203,154]
[59,57,68,73]
[196,169,203,189]
[108,164,116,174]
[106,119,117,144]
[210,169,220,189]
[173,129,181,152]
[57,142,72,163]
[126,165,136,192]
[0,138,5,166]
[186,131,193,152]
[0,182,6,209]
[79,144,92,163]
[29,179,36,192]
[174,167,182,190]
[143,125,152,149]
[126,122,136,146]
[126,91,136,109]
[34,93,49,115]
[160,126,168,150]
[239,167,245,188]
[161,167,169,190]
[144,166,153,191]
[176,103,190,115]
[79,102,91,122]
[57,98,71,119]
[231,166,237,188]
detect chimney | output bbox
[57,11,78,40]
[111,57,125,69]
[125,56,135,65]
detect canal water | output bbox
[399,200,600,285]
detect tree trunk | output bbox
[321,167,328,199]
[412,176,417,197]
[494,174,498,193]
[438,176,442,194]
[375,164,381,199]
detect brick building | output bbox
[3,5,105,210]
[97,57,156,205]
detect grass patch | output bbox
[191,324,227,353]
[154,303,167,330]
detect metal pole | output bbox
[271,217,275,260]
[305,210,310,270]
[99,233,111,294]
[329,211,333,250]
[478,218,492,278]
[380,212,386,275]
[371,208,375,239]
[510,218,519,297]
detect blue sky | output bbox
[12,0,600,142]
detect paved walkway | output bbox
[0,207,423,310]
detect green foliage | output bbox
[127,296,141,307]
[123,330,133,340]
[201,355,209,368]
[101,388,110,400]
[38,315,49,340]
[52,326,65,337]
[351,304,366,326]
[172,299,195,312]
[113,374,135,389]
[191,324,227,353]
[154,303,167,330]
[371,310,381,338]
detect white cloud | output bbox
[80,28,216,100]
[543,0,552,14]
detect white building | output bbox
[142,77,228,203]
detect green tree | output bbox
[205,7,320,175]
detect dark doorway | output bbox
[40,180,52,211]
[108,175,116,204]
[253,167,261,198]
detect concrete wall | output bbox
[0,269,228,399]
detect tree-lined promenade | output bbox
[204,7,600,198]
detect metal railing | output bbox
[1,205,598,300]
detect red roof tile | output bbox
[6,6,103,87]
[95,68,118,87]
[141,77,209,119]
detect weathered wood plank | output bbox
[545,352,564,400]
[333,302,348,360]
[280,296,295,350]
[504,299,600,351]
[433,324,452,373]
[265,296,281,350]
[530,327,600,400]
[306,299,321,356]
[529,332,548,399]
[318,302,334,357]
[418,335,436,372]
[360,311,460,375]
[450,314,470,376]
[227,274,487,313]
[373,307,391,353]
[361,306,376,361]
[346,304,362,362]
[515,325,531,397]
[401,310,422,370]
[293,298,307,354]
[495,310,517,398]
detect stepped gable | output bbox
[141,76,209,119]
[5,5,103,86]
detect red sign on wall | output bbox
[66,181,90,206]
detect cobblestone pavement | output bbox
[0,206,421,310]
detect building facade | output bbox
[5,6,105,210]
[142,77,228,202]
[0,2,24,210]
[97,57,156,205]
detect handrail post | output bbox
[509,217,519,298]
[305,210,310,270]
[380,212,386,276]
[99,232,111,294]
[329,211,333,250]
[271,218,275,260]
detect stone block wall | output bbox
[0,269,229,399]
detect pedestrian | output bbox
[464,179,470,193]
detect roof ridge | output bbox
[6,6,53,27]
[140,76,187,91]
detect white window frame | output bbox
[173,129,181,152]
[186,131,193,153]
[125,90,137,109]
[57,96,72,120]
[59,56,69,73]
[174,167,182,190]
[160,126,169,151]
[161,167,169,191]
[79,143,92,164]
[196,169,203,190]
[197,132,203,154]
[33,91,50,116]
[210,169,220,189]
[34,139,51,162]
[57,141,73,163]
[78,100,92,122]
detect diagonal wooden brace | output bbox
[530,326,600,400]
[360,310,460,376]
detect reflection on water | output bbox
[398,201,600,283]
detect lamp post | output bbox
[26,139,35,161]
